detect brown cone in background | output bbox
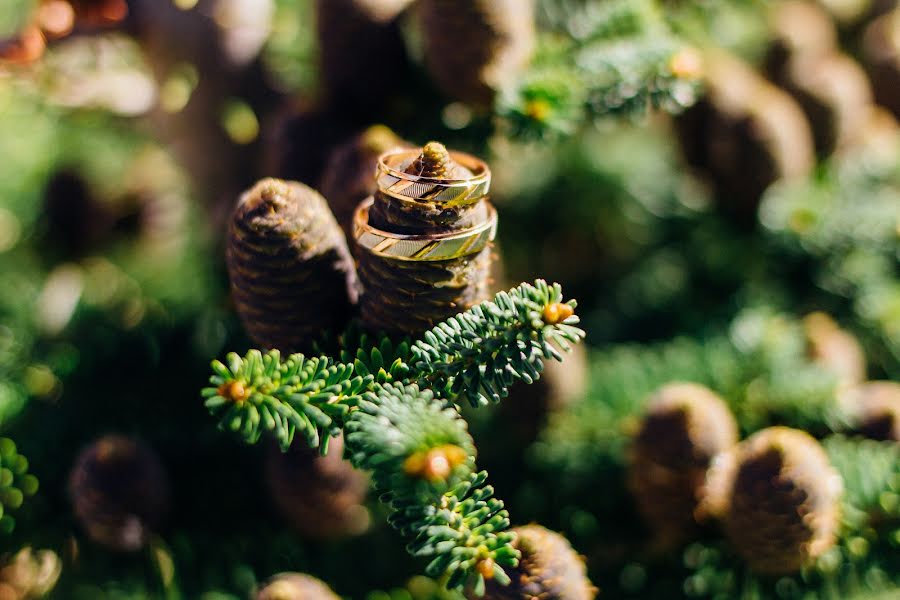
[319,125,410,242]
[803,312,867,386]
[316,0,412,114]
[675,52,815,223]
[226,178,358,353]
[68,435,170,552]
[627,383,738,549]
[0,548,61,600]
[356,142,495,337]
[474,525,595,600]
[700,427,843,575]
[418,0,535,107]
[840,380,900,441]
[255,572,341,600]
[264,434,370,539]
[862,8,900,120]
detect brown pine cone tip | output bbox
[256,573,341,600]
[357,142,494,337]
[419,0,535,106]
[474,525,595,600]
[319,124,408,241]
[701,427,843,575]
[803,312,867,385]
[68,435,170,552]
[628,383,738,543]
[0,547,62,600]
[227,178,358,353]
[265,434,370,539]
[839,381,900,441]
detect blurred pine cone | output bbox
[476,524,595,600]
[840,380,900,441]
[675,52,815,223]
[316,0,411,114]
[319,125,410,241]
[700,427,843,575]
[803,312,867,386]
[255,572,341,600]
[68,435,170,552]
[264,434,370,539]
[226,178,358,352]
[764,1,837,77]
[0,548,61,600]
[418,0,535,106]
[357,142,494,336]
[627,383,738,548]
[862,7,900,119]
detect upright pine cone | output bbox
[418,0,535,106]
[803,312,866,385]
[863,8,900,120]
[264,434,369,539]
[226,178,358,353]
[68,435,170,552]
[355,142,495,336]
[316,0,411,113]
[475,525,595,600]
[840,381,900,441]
[675,52,814,223]
[627,383,738,548]
[255,573,341,600]
[319,125,409,242]
[700,427,843,575]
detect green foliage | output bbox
[203,350,372,451]
[347,383,516,594]
[0,437,37,534]
[413,280,584,407]
[760,142,900,375]
[201,281,584,592]
[502,0,700,138]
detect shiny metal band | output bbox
[375,148,491,208]
[353,197,497,262]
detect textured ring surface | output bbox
[376,148,491,207]
[354,197,497,261]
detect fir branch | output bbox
[345,382,518,594]
[411,280,585,407]
[202,350,372,451]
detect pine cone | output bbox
[700,427,843,575]
[862,8,900,120]
[264,434,370,539]
[803,312,866,385]
[764,1,837,77]
[675,52,815,223]
[627,383,738,547]
[226,178,358,353]
[418,0,535,106]
[840,381,900,441]
[356,142,495,336]
[319,125,410,241]
[255,573,341,600]
[316,0,411,114]
[68,435,170,552]
[0,548,61,600]
[476,525,596,600]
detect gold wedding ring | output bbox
[353,197,497,261]
[375,148,491,208]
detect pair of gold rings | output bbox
[354,148,495,262]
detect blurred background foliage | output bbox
[0,0,897,598]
